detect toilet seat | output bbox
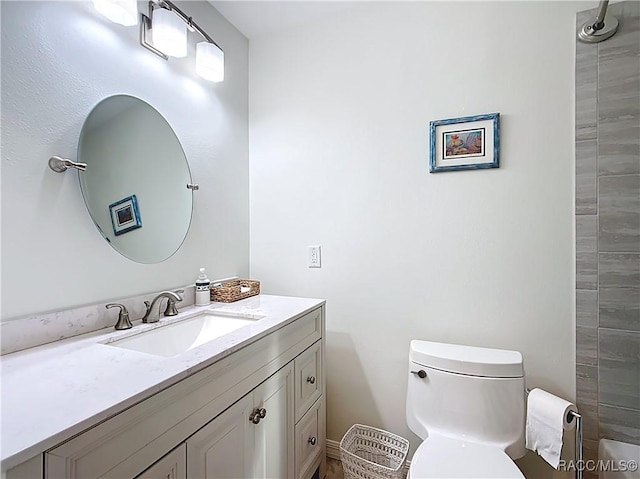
[408,434,525,479]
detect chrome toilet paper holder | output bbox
[526,388,583,479]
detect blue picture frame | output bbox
[109,195,142,236]
[429,113,500,173]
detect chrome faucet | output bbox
[142,291,183,323]
[163,289,184,316]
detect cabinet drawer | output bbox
[294,340,322,422]
[295,397,324,479]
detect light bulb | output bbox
[196,42,224,82]
[152,8,187,58]
[93,0,138,26]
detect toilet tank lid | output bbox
[410,340,524,378]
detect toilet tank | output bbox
[406,340,526,460]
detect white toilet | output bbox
[406,340,526,478]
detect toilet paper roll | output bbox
[525,388,578,469]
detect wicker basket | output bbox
[210,279,260,303]
[340,424,410,479]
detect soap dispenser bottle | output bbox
[195,268,211,306]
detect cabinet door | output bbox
[136,444,186,479]
[186,395,254,479]
[252,364,294,479]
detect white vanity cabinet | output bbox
[185,394,253,478]
[187,364,293,479]
[42,304,326,479]
[136,445,186,479]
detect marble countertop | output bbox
[0,294,324,471]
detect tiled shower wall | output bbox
[575,0,640,464]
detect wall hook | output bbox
[48,156,87,173]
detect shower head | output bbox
[578,0,619,43]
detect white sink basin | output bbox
[107,310,263,357]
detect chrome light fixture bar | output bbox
[140,1,224,82]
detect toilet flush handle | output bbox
[410,370,427,379]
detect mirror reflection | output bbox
[78,95,193,263]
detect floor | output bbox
[326,457,344,479]
[327,456,408,479]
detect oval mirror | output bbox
[78,95,193,263]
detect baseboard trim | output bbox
[327,439,341,460]
[326,439,411,472]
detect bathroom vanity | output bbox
[2,295,326,479]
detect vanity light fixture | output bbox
[151,6,187,58]
[140,1,225,82]
[93,0,138,27]
[196,41,224,83]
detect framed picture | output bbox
[109,195,142,236]
[429,113,500,173]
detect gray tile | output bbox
[599,175,640,253]
[578,326,599,366]
[576,91,598,141]
[599,333,639,410]
[576,48,598,141]
[578,289,599,327]
[578,250,599,291]
[575,6,598,140]
[599,404,640,444]
[577,363,599,405]
[582,439,599,465]
[599,328,640,363]
[620,0,640,19]
[577,140,598,214]
[600,287,640,331]
[598,122,640,176]
[577,216,598,290]
[598,9,640,61]
[576,401,600,441]
[599,359,640,410]
[597,51,640,177]
[576,7,598,26]
[599,253,640,288]
[598,56,640,123]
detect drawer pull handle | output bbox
[306,376,316,384]
[308,436,317,446]
[410,370,427,379]
[249,408,267,424]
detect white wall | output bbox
[1,1,249,319]
[249,0,591,469]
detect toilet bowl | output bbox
[408,435,524,478]
[406,340,526,479]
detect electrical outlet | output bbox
[308,245,321,268]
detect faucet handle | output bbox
[163,289,184,317]
[106,303,133,330]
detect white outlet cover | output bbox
[308,245,321,268]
